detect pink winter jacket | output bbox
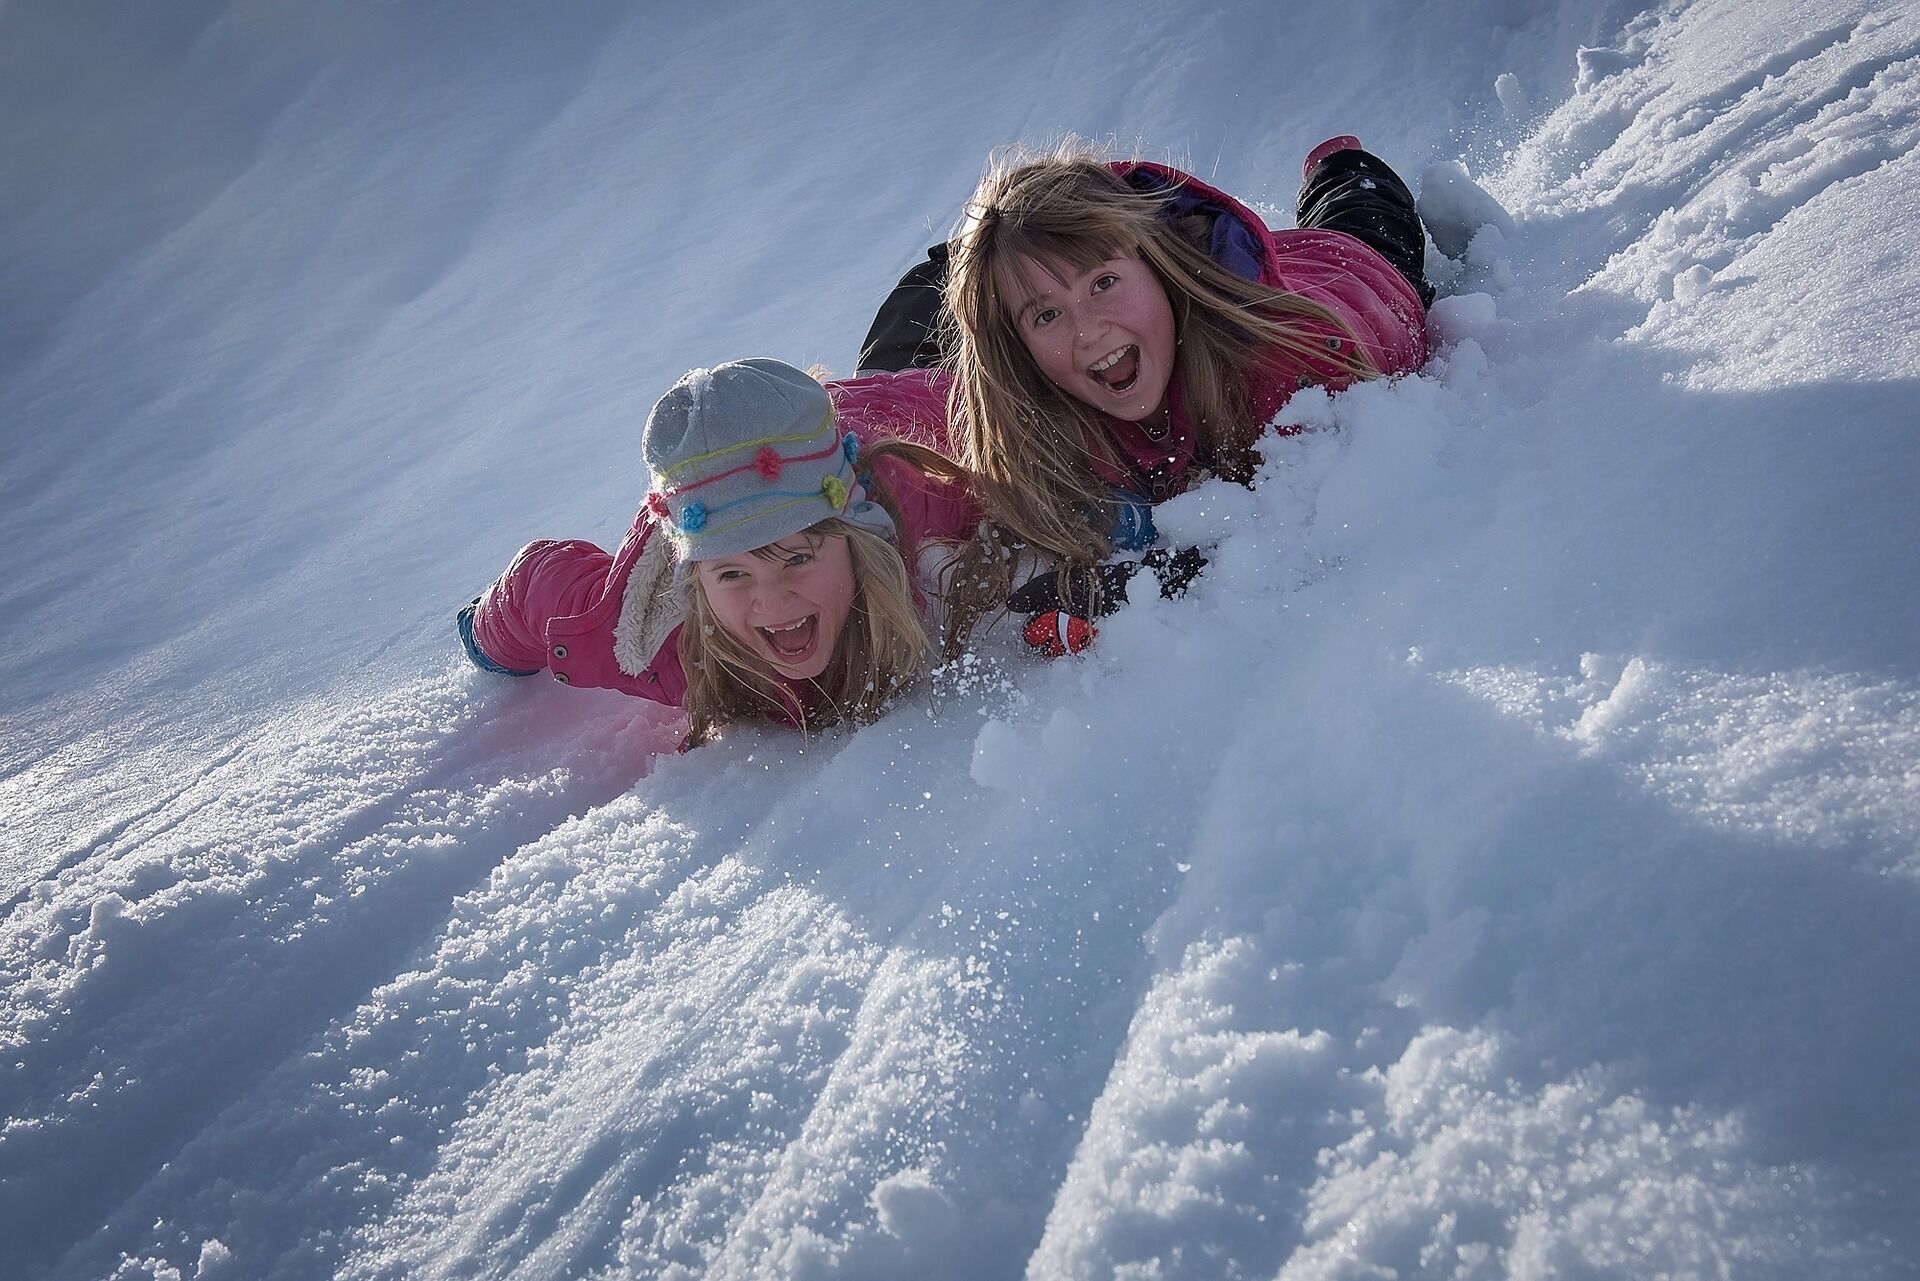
[1092,161,1429,499]
[467,367,978,706]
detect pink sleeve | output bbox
[470,539,613,674]
[1266,228,1428,381]
[829,368,978,578]
[872,455,981,582]
[829,369,956,455]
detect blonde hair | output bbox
[940,141,1379,638]
[676,439,967,746]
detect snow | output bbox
[4,1,1918,1277]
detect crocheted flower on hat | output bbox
[842,432,860,465]
[754,446,783,480]
[820,474,849,512]
[678,500,708,533]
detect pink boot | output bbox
[1302,135,1363,179]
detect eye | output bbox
[1029,306,1060,329]
[1092,273,1118,293]
[713,567,748,582]
[783,551,814,569]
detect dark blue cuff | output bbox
[1106,489,1159,552]
[457,600,540,677]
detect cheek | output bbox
[700,585,755,641]
[828,579,857,629]
[1133,280,1176,348]
[1020,327,1077,385]
[810,551,858,633]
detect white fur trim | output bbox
[912,541,958,643]
[613,532,684,677]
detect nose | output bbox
[1072,305,1107,347]
[750,581,802,621]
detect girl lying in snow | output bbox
[860,137,1433,654]
[458,359,978,745]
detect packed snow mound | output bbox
[3,1,1918,1278]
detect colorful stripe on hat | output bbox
[651,422,865,547]
[655,406,837,486]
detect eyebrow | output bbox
[1010,254,1112,325]
[754,536,821,562]
[1012,273,1065,326]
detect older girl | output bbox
[907,137,1431,647]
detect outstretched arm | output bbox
[460,539,613,676]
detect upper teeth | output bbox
[764,619,808,633]
[1090,346,1130,373]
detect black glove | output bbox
[1140,546,1208,599]
[1006,547,1209,619]
[1007,561,1137,619]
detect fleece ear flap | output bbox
[612,528,685,677]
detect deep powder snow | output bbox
[2,2,1918,1277]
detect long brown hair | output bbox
[677,439,968,745]
[940,142,1379,640]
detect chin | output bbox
[1111,396,1167,424]
[766,643,835,682]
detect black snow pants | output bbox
[1293,146,1436,308]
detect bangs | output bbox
[751,527,829,561]
[981,224,1132,328]
[961,161,1163,331]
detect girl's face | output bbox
[1009,249,1176,423]
[694,532,856,682]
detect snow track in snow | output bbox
[2,675,679,1279]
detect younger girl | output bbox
[459,359,977,745]
[924,137,1432,644]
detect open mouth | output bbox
[1088,344,1141,394]
[758,615,819,664]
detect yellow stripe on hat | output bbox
[657,407,836,482]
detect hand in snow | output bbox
[1008,563,1132,620]
[1010,547,1210,658]
[1023,610,1097,658]
[1141,545,1208,599]
[1006,547,1208,622]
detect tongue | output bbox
[766,618,815,657]
[1097,347,1139,391]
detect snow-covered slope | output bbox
[3,2,1917,1277]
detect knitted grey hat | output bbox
[642,359,896,561]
